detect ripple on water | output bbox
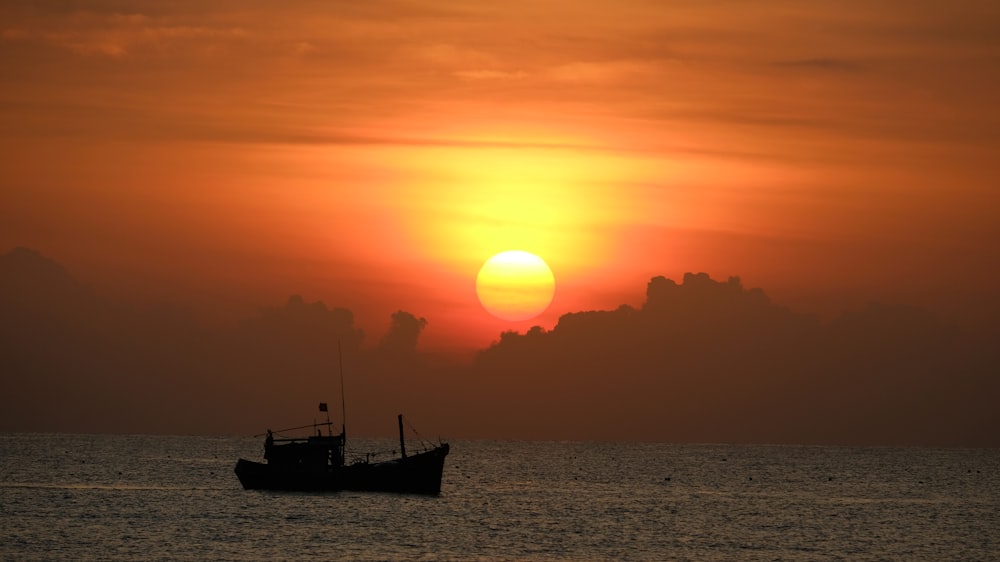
[1,436,998,560]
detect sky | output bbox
[2,1,999,444]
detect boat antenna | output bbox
[338,339,347,438]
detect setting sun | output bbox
[476,251,555,321]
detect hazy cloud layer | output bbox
[2,248,995,446]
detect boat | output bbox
[235,408,449,495]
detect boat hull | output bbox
[235,444,450,495]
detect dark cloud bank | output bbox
[1,247,996,446]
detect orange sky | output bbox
[2,0,999,351]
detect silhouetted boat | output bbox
[235,410,449,495]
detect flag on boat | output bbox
[319,402,328,412]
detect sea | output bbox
[1,434,997,561]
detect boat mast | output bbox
[338,340,347,439]
[398,414,407,459]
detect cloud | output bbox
[2,248,996,445]
[238,294,366,357]
[0,98,612,150]
[291,41,317,56]
[378,310,428,355]
[414,43,496,68]
[56,24,248,57]
[772,58,864,71]
[2,28,31,40]
[469,272,997,444]
[546,60,661,83]
[453,69,527,81]
[109,13,150,26]
[0,9,246,58]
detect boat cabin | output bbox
[264,429,345,469]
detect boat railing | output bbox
[345,440,446,465]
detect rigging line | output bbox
[256,421,335,437]
[404,417,431,449]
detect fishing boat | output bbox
[234,407,449,495]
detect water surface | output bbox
[1,434,997,560]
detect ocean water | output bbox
[1,434,997,561]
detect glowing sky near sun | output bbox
[1,0,998,350]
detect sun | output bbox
[476,251,555,321]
